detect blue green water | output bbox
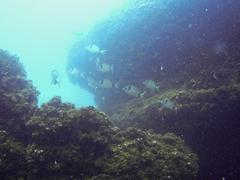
[0,0,127,107]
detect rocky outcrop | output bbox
[67,1,240,178]
[68,0,240,113]
[0,50,38,136]
[0,50,198,179]
[111,84,240,179]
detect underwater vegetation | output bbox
[68,0,240,179]
[111,85,240,179]
[0,50,198,179]
[111,85,240,130]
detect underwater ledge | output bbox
[111,82,240,179]
[0,50,198,179]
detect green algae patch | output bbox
[98,128,198,180]
[25,97,113,178]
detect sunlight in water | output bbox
[0,0,127,107]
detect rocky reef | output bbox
[96,128,198,180]
[0,50,38,134]
[68,0,240,113]
[111,83,240,179]
[0,50,198,179]
[68,0,240,179]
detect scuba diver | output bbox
[51,69,60,87]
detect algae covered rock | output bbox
[111,85,240,134]
[96,128,198,180]
[0,50,198,179]
[0,50,38,131]
[24,97,198,179]
[0,129,27,178]
[25,96,113,178]
[111,85,240,179]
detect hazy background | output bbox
[0,0,127,107]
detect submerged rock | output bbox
[0,129,27,178]
[25,97,113,178]
[0,50,198,179]
[24,97,198,179]
[0,50,38,135]
[111,84,240,179]
[68,0,240,116]
[98,128,198,180]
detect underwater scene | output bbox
[0,0,240,179]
